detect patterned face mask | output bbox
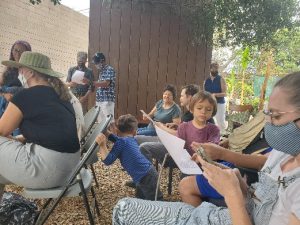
[264,118,300,156]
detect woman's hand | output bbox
[193,153,242,199]
[142,114,150,121]
[191,142,224,161]
[155,122,164,128]
[166,122,178,130]
[95,133,107,147]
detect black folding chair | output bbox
[22,114,113,225]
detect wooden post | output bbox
[258,51,273,110]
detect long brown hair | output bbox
[39,73,71,101]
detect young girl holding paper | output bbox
[176,91,226,206]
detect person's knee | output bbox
[139,143,152,161]
[179,177,193,197]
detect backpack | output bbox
[0,192,38,225]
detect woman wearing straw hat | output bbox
[0,52,80,200]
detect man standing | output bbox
[66,51,94,114]
[204,62,227,133]
[91,52,116,122]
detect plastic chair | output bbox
[22,114,113,225]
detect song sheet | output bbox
[154,125,202,175]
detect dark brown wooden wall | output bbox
[88,0,212,120]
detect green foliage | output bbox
[271,28,300,75]
[212,0,300,47]
[132,0,300,47]
[29,0,61,5]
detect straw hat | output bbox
[1,52,64,78]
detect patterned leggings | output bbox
[113,197,232,225]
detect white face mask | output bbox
[95,63,103,70]
[18,73,28,88]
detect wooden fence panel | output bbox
[156,10,170,98]
[175,15,188,91]
[166,13,180,86]
[136,6,151,119]
[117,1,131,116]
[89,0,212,119]
[127,2,141,116]
[146,7,160,112]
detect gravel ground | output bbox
[6,159,182,225]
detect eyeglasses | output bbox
[13,48,23,54]
[263,109,297,120]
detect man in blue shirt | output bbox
[95,114,163,200]
[204,63,227,134]
[91,52,116,122]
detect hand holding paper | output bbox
[71,70,85,84]
[140,110,155,124]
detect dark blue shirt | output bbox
[103,134,152,183]
[96,65,116,103]
[204,74,225,104]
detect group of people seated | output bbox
[0,40,299,225]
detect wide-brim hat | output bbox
[1,52,64,78]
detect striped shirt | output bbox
[103,134,152,183]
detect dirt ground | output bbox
[6,159,182,225]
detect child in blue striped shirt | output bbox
[96,114,163,200]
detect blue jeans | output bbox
[137,125,157,136]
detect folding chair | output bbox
[80,106,101,186]
[22,114,113,225]
[80,106,101,145]
[154,154,178,196]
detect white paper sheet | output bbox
[71,70,85,84]
[155,125,202,175]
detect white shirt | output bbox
[263,150,300,225]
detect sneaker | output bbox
[124,180,136,188]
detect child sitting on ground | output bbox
[95,114,163,201]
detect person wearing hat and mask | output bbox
[204,62,227,134]
[66,51,94,114]
[85,52,116,122]
[0,52,80,201]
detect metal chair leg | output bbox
[168,167,173,195]
[78,175,95,225]
[155,154,168,201]
[90,164,99,187]
[90,186,101,217]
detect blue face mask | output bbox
[264,118,300,156]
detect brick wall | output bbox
[0,0,89,78]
